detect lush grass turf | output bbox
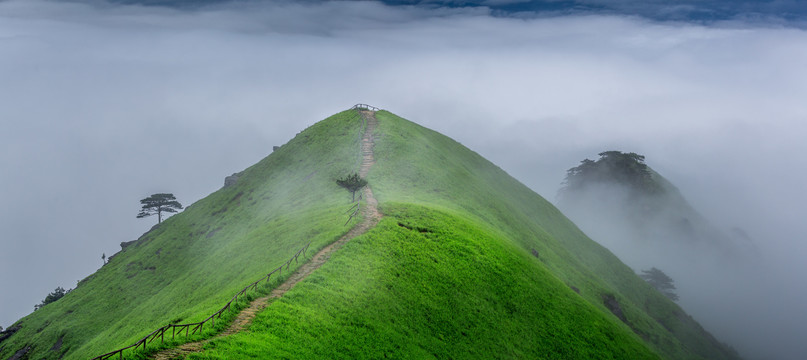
[189,204,660,360]
[0,108,739,360]
[178,110,736,360]
[366,111,739,360]
[0,110,368,360]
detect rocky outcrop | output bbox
[602,294,629,325]
[0,325,20,344]
[108,223,162,264]
[8,346,30,360]
[224,173,240,188]
[120,240,138,250]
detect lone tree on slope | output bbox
[336,173,367,201]
[137,193,183,224]
[640,267,679,301]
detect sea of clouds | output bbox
[1,1,805,358]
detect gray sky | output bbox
[1,1,806,358]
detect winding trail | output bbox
[151,110,381,360]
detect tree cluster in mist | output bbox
[562,151,659,194]
[557,152,799,360]
[1,1,806,359]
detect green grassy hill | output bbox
[0,108,738,360]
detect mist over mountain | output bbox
[556,151,794,359]
[559,151,751,255]
[2,1,807,359]
[0,110,741,360]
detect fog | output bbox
[557,177,805,359]
[1,1,806,358]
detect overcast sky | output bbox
[1,1,806,358]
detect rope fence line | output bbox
[91,241,311,360]
[344,193,363,226]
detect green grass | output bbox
[189,204,659,360]
[365,111,739,360]
[0,108,739,360]
[0,110,368,360]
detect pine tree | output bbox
[640,267,679,301]
[137,193,183,224]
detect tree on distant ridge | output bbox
[561,150,659,194]
[137,193,183,224]
[336,173,367,201]
[640,267,679,301]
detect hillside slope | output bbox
[189,204,659,359]
[366,112,740,359]
[0,108,738,360]
[185,110,736,359]
[0,110,366,360]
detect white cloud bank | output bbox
[1,1,806,358]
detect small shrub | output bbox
[34,287,69,311]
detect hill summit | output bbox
[0,107,739,360]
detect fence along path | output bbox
[91,242,311,360]
[138,106,383,360]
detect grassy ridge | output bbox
[367,111,738,360]
[0,108,739,360]
[182,110,737,359]
[189,204,659,360]
[0,110,366,360]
